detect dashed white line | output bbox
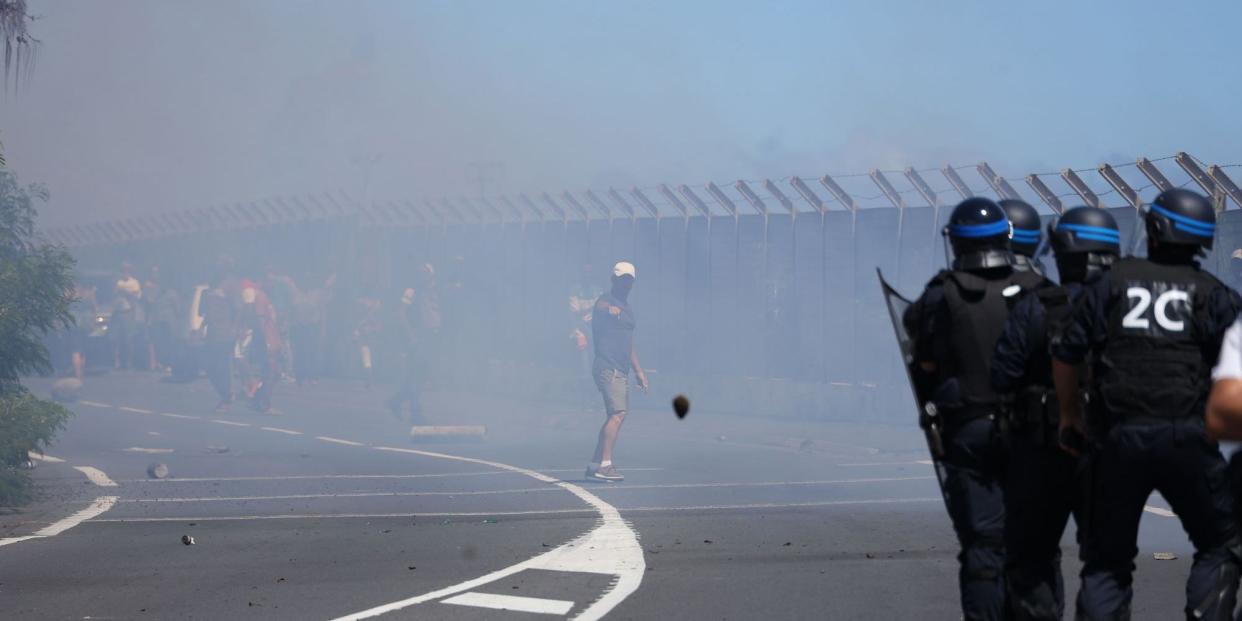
[0,496,119,547]
[1144,505,1176,518]
[160,412,199,420]
[122,447,175,454]
[117,406,154,414]
[95,497,944,523]
[27,451,65,463]
[74,466,118,487]
[317,436,365,446]
[121,472,511,483]
[0,535,42,547]
[443,592,574,615]
[837,460,934,467]
[37,496,119,535]
[211,419,250,427]
[122,476,936,503]
[78,401,112,408]
[260,426,303,435]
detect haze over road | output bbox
[1,375,1198,619]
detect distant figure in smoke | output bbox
[352,291,383,388]
[112,261,142,370]
[65,283,98,382]
[237,280,281,414]
[387,286,426,424]
[200,282,238,412]
[586,262,648,483]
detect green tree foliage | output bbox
[0,165,74,505]
[0,0,36,92]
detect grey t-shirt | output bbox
[591,292,635,373]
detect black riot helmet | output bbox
[1144,188,1216,254]
[943,197,1014,271]
[1048,206,1120,283]
[999,199,1042,258]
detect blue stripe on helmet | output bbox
[1151,203,1215,237]
[1011,228,1041,242]
[949,218,1010,238]
[1074,232,1123,244]
[1175,221,1216,237]
[1059,223,1120,239]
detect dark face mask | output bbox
[612,276,634,301]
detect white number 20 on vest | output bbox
[1122,286,1191,333]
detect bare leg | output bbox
[592,411,627,464]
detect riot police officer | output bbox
[904,197,1047,620]
[1052,189,1241,620]
[1001,199,1044,274]
[991,206,1121,619]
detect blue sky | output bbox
[2,0,1240,224]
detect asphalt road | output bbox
[0,373,1202,619]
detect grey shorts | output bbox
[593,363,629,415]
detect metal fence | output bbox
[49,152,1242,421]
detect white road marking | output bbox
[123,476,935,503]
[94,497,944,523]
[160,412,199,420]
[0,496,119,547]
[260,426,302,435]
[332,446,645,621]
[122,447,175,454]
[78,401,112,408]
[37,496,119,535]
[0,535,42,547]
[837,460,934,467]
[443,592,574,615]
[27,451,65,463]
[93,510,597,522]
[120,472,513,483]
[210,419,250,427]
[120,468,663,484]
[1144,505,1176,517]
[317,436,365,446]
[117,406,153,414]
[74,466,118,487]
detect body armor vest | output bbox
[1097,257,1221,420]
[937,268,1046,419]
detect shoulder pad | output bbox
[923,270,950,289]
[1011,270,1048,291]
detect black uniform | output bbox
[1053,256,1242,620]
[907,264,1046,620]
[992,281,1084,619]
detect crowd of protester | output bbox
[48,256,445,420]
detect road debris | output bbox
[672,395,690,419]
[181,535,195,546]
[146,463,170,479]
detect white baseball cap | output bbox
[613,261,636,279]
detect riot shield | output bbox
[877,269,949,506]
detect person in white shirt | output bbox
[1207,318,1242,440]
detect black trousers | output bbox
[1077,417,1238,620]
[388,345,423,422]
[204,341,232,402]
[943,416,1008,621]
[1004,427,1082,620]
